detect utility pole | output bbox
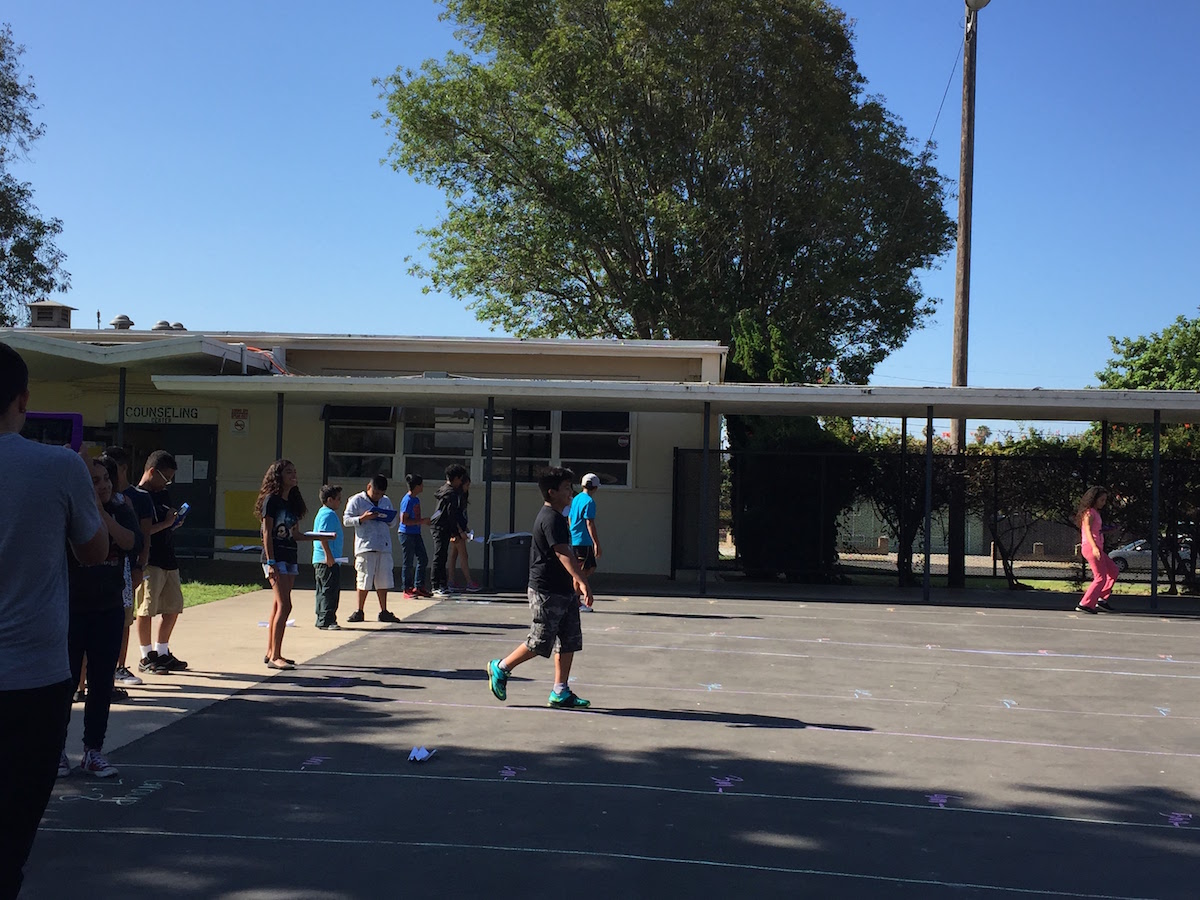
[947,0,989,589]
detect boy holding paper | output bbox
[311,484,345,630]
[342,474,400,623]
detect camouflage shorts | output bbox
[524,588,583,657]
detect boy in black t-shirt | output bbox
[487,467,594,708]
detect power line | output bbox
[924,32,965,153]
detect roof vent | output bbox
[171,322,186,331]
[110,315,135,330]
[151,320,174,331]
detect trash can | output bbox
[489,532,532,592]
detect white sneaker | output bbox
[432,588,451,597]
[114,666,144,686]
[80,748,119,778]
[57,751,71,778]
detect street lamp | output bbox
[948,0,990,587]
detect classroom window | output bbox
[559,411,631,486]
[485,410,551,483]
[325,422,397,480]
[403,407,474,482]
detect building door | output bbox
[121,424,219,558]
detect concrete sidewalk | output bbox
[67,589,437,757]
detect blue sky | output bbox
[5,0,1199,434]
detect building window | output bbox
[559,411,631,487]
[486,410,551,483]
[403,407,474,482]
[323,407,397,480]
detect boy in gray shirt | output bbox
[1,342,107,899]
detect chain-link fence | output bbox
[673,449,1200,592]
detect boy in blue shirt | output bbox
[312,485,344,630]
[568,473,602,593]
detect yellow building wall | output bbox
[25,373,714,575]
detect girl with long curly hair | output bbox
[256,459,307,668]
[1076,485,1118,614]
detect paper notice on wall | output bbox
[194,460,210,480]
[175,455,195,484]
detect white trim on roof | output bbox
[0,330,272,370]
[147,375,1200,423]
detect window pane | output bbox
[404,428,474,455]
[560,433,631,461]
[490,431,553,457]
[561,411,630,433]
[403,407,476,427]
[328,426,396,454]
[561,461,627,487]
[487,458,550,483]
[327,454,393,479]
[404,456,469,483]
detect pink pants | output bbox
[1080,551,1118,608]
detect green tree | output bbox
[378,0,954,384]
[1,24,69,325]
[1097,312,1200,391]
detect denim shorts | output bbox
[263,561,300,578]
[524,588,583,657]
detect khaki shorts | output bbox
[355,551,394,591]
[135,566,185,617]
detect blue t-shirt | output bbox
[569,491,596,546]
[399,492,422,534]
[311,506,345,564]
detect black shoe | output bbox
[138,651,170,675]
[1075,604,1098,614]
[110,686,130,703]
[73,689,86,703]
[318,623,342,631]
[347,610,365,623]
[378,610,400,623]
[158,651,188,671]
[1097,600,1115,612]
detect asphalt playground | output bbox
[25,591,1200,899]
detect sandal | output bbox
[264,655,296,665]
[265,659,295,670]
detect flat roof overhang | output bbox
[148,375,1200,423]
[2,331,274,380]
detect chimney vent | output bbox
[110,315,134,330]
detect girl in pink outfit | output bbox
[1077,486,1118,614]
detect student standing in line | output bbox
[448,474,481,592]
[61,456,138,779]
[1076,486,1118,614]
[257,459,307,669]
[431,464,468,597]
[101,447,153,690]
[487,467,594,709]
[134,451,187,676]
[0,342,107,900]
[399,474,432,600]
[312,484,344,630]
[342,474,401,623]
[569,473,602,608]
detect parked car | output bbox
[1108,539,1192,572]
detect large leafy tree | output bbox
[1,23,69,326]
[379,0,954,384]
[1097,311,1200,391]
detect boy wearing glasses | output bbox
[134,450,188,676]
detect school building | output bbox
[3,320,726,576]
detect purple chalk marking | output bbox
[301,756,331,770]
[700,683,722,692]
[926,794,963,809]
[500,765,526,781]
[711,775,743,794]
[1161,812,1193,827]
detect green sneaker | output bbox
[548,689,590,709]
[487,659,508,702]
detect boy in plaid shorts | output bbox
[487,467,594,708]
